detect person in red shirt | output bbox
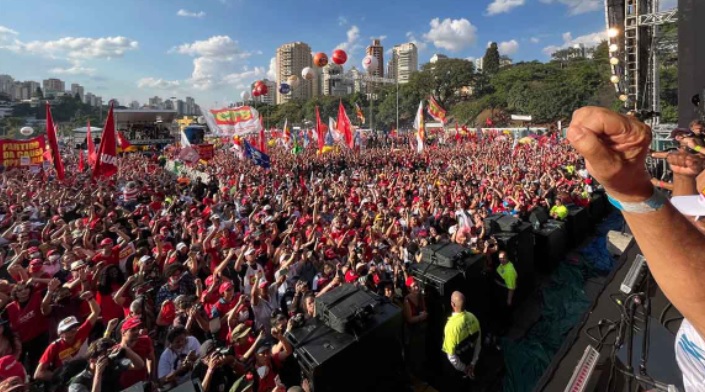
[5,282,49,370]
[118,316,156,390]
[34,292,100,381]
[92,238,121,267]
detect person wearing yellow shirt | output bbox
[442,291,482,389]
[496,251,518,307]
[549,198,569,220]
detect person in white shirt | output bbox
[158,326,201,388]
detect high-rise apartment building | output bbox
[84,93,95,106]
[43,78,65,96]
[388,43,418,84]
[365,39,385,77]
[429,53,448,64]
[70,83,85,101]
[185,96,196,115]
[474,58,484,73]
[174,99,185,116]
[275,42,315,104]
[0,75,14,97]
[149,96,164,109]
[129,100,140,109]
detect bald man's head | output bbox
[451,291,465,312]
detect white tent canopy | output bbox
[73,126,103,133]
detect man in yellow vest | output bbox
[496,251,518,307]
[442,291,482,388]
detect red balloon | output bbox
[313,52,329,67]
[332,49,347,65]
[252,88,261,97]
[256,83,268,96]
[254,80,265,88]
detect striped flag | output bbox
[413,100,425,153]
[427,95,447,124]
[354,103,365,124]
[283,119,291,145]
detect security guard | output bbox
[442,291,482,388]
[496,251,518,307]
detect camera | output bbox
[107,347,132,371]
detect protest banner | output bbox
[0,137,46,167]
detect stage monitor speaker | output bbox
[529,207,550,229]
[679,0,705,128]
[494,222,535,299]
[286,302,403,392]
[315,285,380,334]
[421,242,473,269]
[496,214,521,233]
[484,214,503,235]
[566,205,590,247]
[533,221,568,273]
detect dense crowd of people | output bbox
[0,128,597,392]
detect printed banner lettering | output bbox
[0,137,46,167]
[208,106,261,136]
[196,144,214,161]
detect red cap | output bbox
[405,276,416,288]
[219,281,234,294]
[100,238,113,246]
[46,249,59,256]
[121,316,143,332]
[107,211,117,218]
[27,247,39,254]
[0,355,26,381]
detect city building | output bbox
[42,78,65,97]
[349,67,365,94]
[70,83,84,101]
[129,100,140,109]
[322,64,354,96]
[253,79,277,104]
[185,97,196,115]
[94,96,103,107]
[0,75,14,98]
[500,56,513,68]
[84,92,95,106]
[388,43,418,84]
[474,58,484,73]
[174,99,185,116]
[429,54,448,64]
[148,96,164,109]
[275,42,315,104]
[12,81,39,101]
[164,100,174,110]
[365,39,385,77]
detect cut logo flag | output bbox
[86,119,97,166]
[355,102,365,124]
[243,139,271,169]
[315,106,327,152]
[427,96,446,124]
[413,100,425,153]
[337,101,354,149]
[45,102,65,181]
[93,103,118,180]
[117,131,132,150]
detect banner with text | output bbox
[196,144,214,161]
[207,106,261,136]
[0,137,46,167]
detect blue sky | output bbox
[0,0,677,108]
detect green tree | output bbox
[483,42,500,74]
[34,87,43,99]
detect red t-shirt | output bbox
[6,290,48,342]
[92,245,122,266]
[96,287,128,324]
[38,319,92,370]
[119,335,153,389]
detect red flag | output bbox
[315,106,327,152]
[116,131,132,150]
[45,102,65,181]
[86,119,97,165]
[93,104,118,180]
[259,116,267,152]
[336,101,353,149]
[485,117,493,126]
[455,121,461,142]
[78,150,85,172]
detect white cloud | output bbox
[335,25,362,56]
[542,31,607,55]
[222,67,266,88]
[171,35,251,60]
[406,32,428,51]
[50,63,96,76]
[539,0,601,15]
[137,77,181,89]
[466,56,476,62]
[337,16,348,26]
[177,9,206,18]
[0,26,18,39]
[266,57,277,80]
[498,39,519,55]
[3,36,138,59]
[530,37,540,43]
[422,18,477,52]
[487,0,525,15]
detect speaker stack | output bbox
[528,208,569,273]
[491,215,536,299]
[286,286,404,392]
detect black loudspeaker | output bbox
[678,0,705,128]
[566,205,590,247]
[529,207,550,229]
[588,191,608,225]
[286,301,403,392]
[410,262,465,297]
[484,214,502,235]
[421,242,473,268]
[496,214,521,232]
[533,220,568,273]
[315,285,380,334]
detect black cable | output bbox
[658,302,673,326]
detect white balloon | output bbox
[241,91,251,100]
[301,67,315,80]
[362,55,378,73]
[287,75,300,89]
[19,127,33,136]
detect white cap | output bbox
[176,242,188,251]
[244,248,256,256]
[57,316,81,334]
